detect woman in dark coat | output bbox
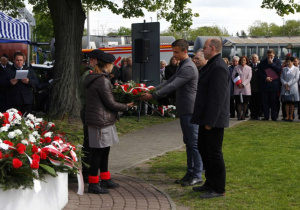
[164,56,178,80]
[84,53,133,194]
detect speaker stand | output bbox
[137,101,164,122]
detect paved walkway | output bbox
[64,119,245,210]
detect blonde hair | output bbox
[93,64,104,73]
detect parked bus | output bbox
[194,36,300,61]
[81,36,175,66]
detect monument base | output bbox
[0,172,68,210]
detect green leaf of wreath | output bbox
[39,164,57,177]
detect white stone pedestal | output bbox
[0,172,68,210]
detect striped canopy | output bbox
[0,12,30,44]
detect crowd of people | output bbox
[226,50,300,122]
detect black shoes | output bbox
[88,183,109,194]
[175,173,191,184]
[193,184,225,199]
[181,177,203,187]
[100,179,120,189]
[192,184,212,192]
[200,191,225,199]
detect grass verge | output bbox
[123,120,300,210]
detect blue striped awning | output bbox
[0,12,30,44]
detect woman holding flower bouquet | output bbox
[84,53,134,194]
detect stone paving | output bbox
[65,174,174,210]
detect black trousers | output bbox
[89,147,110,176]
[230,96,235,118]
[249,92,262,119]
[262,91,278,120]
[198,126,226,194]
[80,106,91,177]
[0,91,6,112]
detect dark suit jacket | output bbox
[191,53,230,128]
[152,57,198,116]
[249,63,261,93]
[258,57,282,92]
[0,65,39,106]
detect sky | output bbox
[25,0,299,36]
[86,0,299,36]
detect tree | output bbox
[33,12,54,43]
[248,20,300,36]
[240,30,247,37]
[0,0,199,118]
[107,26,131,36]
[160,26,184,40]
[283,20,300,36]
[188,26,229,41]
[261,0,300,16]
[248,21,270,36]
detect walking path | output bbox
[64,118,248,210]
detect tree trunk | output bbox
[47,0,85,119]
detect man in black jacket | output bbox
[249,54,262,120]
[191,38,230,199]
[0,52,39,114]
[258,49,282,121]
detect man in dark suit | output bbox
[258,49,282,121]
[0,52,39,114]
[249,54,262,120]
[140,39,203,187]
[191,38,230,199]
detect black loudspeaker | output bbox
[134,39,150,63]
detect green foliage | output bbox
[248,20,300,36]
[33,11,54,43]
[107,26,131,36]
[188,26,229,40]
[7,0,198,35]
[123,120,300,209]
[39,163,56,176]
[161,25,229,40]
[261,0,300,16]
[0,0,25,17]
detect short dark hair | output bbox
[172,39,189,51]
[14,52,26,60]
[267,49,275,54]
[239,56,249,65]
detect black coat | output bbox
[258,57,282,92]
[249,63,261,93]
[0,65,39,106]
[191,53,230,128]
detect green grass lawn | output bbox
[123,120,300,209]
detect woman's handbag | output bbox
[281,91,295,103]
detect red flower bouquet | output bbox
[0,109,80,190]
[113,81,156,104]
